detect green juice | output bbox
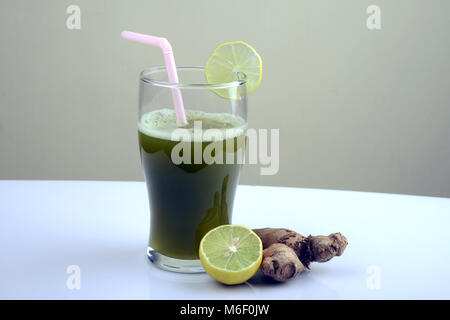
[138,109,246,260]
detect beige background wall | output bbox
[1,0,449,197]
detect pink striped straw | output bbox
[121,30,187,126]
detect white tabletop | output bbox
[0,180,449,300]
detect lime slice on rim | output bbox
[199,224,263,285]
[205,41,263,99]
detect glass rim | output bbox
[139,65,247,89]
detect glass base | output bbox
[146,247,205,273]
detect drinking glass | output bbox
[138,66,247,273]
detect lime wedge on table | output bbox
[199,225,263,285]
[205,41,263,99]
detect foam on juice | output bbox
[138,108,247,142]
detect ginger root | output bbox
[253,228,348,282]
